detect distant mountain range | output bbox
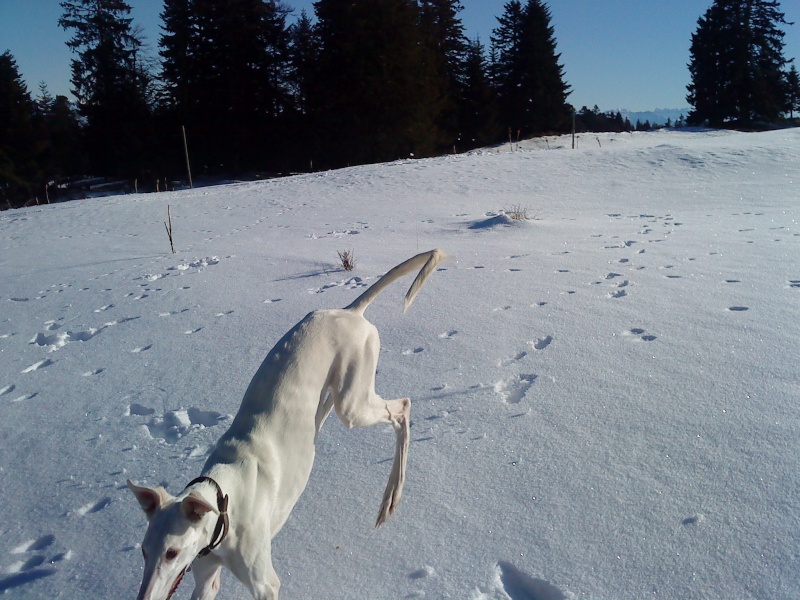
[618,108,691,126]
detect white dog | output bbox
[128,248,448,600]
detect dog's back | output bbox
[203,307,381,533]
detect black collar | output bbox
[184,476,229,557]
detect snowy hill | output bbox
[1,128,799,599]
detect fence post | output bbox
[182,126,193,189]
[572,108,576,150]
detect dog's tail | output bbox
[346,248,449,315]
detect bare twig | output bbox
[164,205,175,254]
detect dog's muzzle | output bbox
[166,566,187,600]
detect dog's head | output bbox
[127,480,220,600]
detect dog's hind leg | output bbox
[190,556,223,600]
[337,394,411,527]
[375,397,411,527]
[333,331,412,527]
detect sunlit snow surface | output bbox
[1,129,798,598]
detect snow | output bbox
[1,128,799,599]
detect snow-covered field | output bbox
[1,128,798,599]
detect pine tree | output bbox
[748,0,791,122]
[34,83,83,189]
[787,64,800,119]
[159,0,292,173]
[310,0,442,167]
[59,0,155,178]
[418,0,469,148]
[0,51,40,206]
[491,0,571,137]
[418,0,469,87]
[36,82,55,118]
[490,1,524,105]
[687,0,791,127]
[282,9,319,169]
[287,10,318,116]
[687,2,733,126]
[460,37,499,149]
[158,0,196,120]
[156,0,198,177]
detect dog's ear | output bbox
[127,480,170,520]
[181,491,219,522]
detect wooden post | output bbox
[182,125,193,189]
[572,108,576,150]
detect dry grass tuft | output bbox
[338,249,356,271]
[505,205,529,221]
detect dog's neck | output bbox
[184,476,229,557]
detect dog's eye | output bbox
[165,548,180,562]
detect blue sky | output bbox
[2,0,799,112]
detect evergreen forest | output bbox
[1,0,798,208]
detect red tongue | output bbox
[166,567,187,600]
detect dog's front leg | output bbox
[227,539,281,600]
[190,555,223,600]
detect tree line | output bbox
[2,0,798,208]
[2,0,574,208]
